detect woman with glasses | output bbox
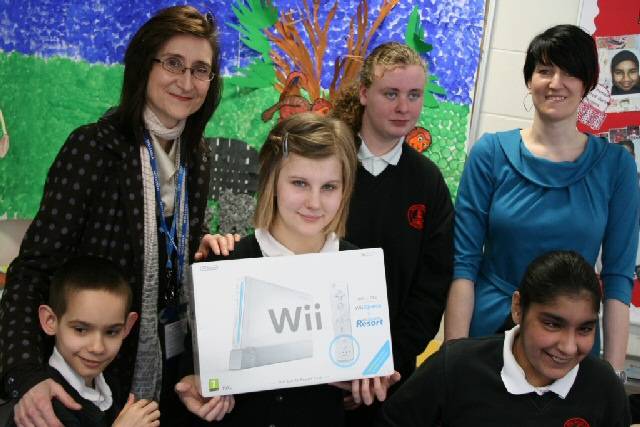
[0,6,227,426]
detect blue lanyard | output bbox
[143,131,189,287]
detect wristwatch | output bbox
[615,369,628,384]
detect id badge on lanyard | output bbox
[161,304,188,359]
[144,131,189,359]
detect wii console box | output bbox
[190,248,393,397]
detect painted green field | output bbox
[0,52,467,219]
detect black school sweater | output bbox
[7,366,124,427]
[377,335,631,427]
[346,143,454,380]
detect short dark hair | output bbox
[518,251,601,315]
[114,5,222,150]
[49,256,132,318]
[611,50,639,74]
[523,25,598,97]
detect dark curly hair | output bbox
[332,42,426,137]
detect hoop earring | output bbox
[522,92,533,112]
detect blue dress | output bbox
[454,129,639,340]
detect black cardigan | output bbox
[0,113,211,399]
[377,335,631,427]
[346,143,454,381]
[6,366,125,427]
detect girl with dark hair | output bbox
[379,251,631,426]
[176,112,400,426]
[0,6,223,426]
[611,49,640,95]
[445,24,639,381]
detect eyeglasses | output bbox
[153,57,215,82]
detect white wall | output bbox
[472,0,583,139]
[0,220,29,266]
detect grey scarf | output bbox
[131,106,189,399]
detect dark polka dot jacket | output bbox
[0,114,211,399]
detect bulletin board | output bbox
[578,0,640,135]
[579,0,640,305]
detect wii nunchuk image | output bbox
[191,249,392,396]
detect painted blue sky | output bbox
[0,0,485,104]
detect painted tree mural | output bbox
[0,0,487,225]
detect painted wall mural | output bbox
[0,0,487,228]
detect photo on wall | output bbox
[595,34,640,113]
[606,124,640,168]
[607,124,640,272]
[608,126,629,142]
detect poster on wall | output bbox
[0,0,487,223]
[579,0,640,309]
[578,0,640,132]
[596,35,640,113]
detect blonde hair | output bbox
[332,42,427,135]
[254,112,357,237]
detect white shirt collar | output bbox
[254,228,340,257]
[357,134,404,176]
[501,325,578,398]
[151,134,179,216]
[49,347,113,411]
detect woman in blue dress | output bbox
[444,24,639,379]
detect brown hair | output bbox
[114,5,222,150]
[254,112,357,237]
[332,42,426,135]
[49,256,132,318]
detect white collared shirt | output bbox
[501,325,578,398]
[254,228,339,257]
[357,135,404,176]
[49,347,113,411]
[151,136,178,216]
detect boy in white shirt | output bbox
[10,256,160,427]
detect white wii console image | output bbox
[190,248,393,396]
[229,276,314,370]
